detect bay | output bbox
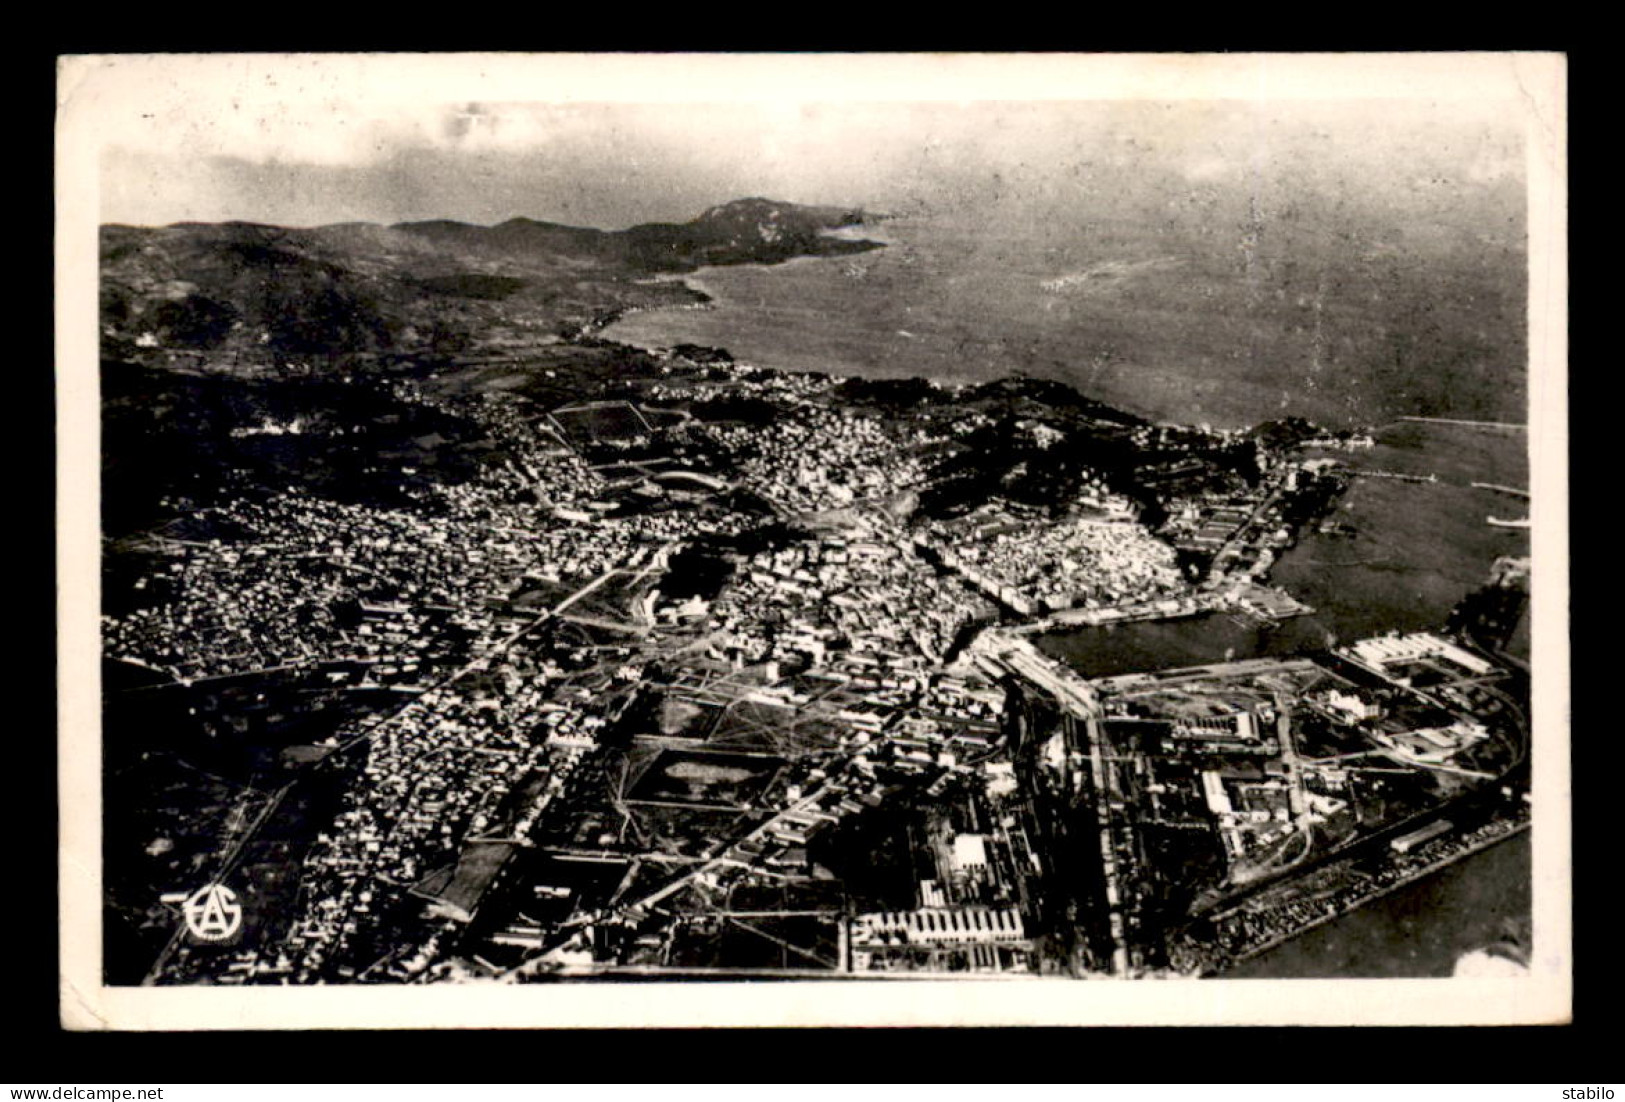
[604,206,1526,430]
[1036,418,1531,677]
[602,205,1534,978]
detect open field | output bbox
[625,749,786,809]
[550,401,653,446]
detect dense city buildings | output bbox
[102,334,1530,985]
[81,163,1541,988]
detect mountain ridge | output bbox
[100,199,885,363]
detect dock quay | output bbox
[1472,482,1530,500]
[1351,469,1439,484]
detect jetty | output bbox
[1396,417,1526,431]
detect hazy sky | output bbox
[73,55,1536,230]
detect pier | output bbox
[1472,482,1530,499]
[1351,468,1438,484]
[1396,417,1526,431]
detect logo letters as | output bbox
[182,883,243,941]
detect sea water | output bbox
[604,205,1526,430]
[603,210,1535,978]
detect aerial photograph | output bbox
[62,54,1564,1014]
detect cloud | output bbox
[106,95,439,168]
[76,58,1529,231]
[86,60,587,169]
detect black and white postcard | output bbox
[56,52,1568,1028]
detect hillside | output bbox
[99,199,884,366]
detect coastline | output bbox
[1211,820,1531,978]
[600,254,865,355]
[526,220,1532,986]
[597,203,1526,432]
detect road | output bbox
[613,768,857,917]
[1190,686,1530,927]
[140,557,630,984]
[1204,475,1290,580]
[332,559,624,756]
[992,632,1529,976]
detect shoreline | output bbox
[448,240,1532,984]
[595,228,894,364]
[600,216,894,349]
[1206,819,1530,977]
